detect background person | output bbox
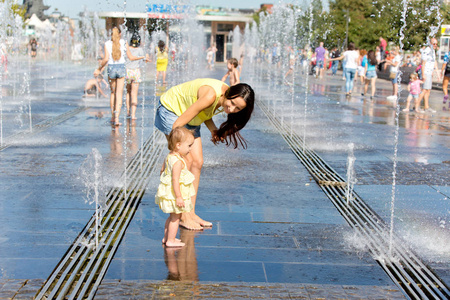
[156,39,169,84]
[416,38,440,113]
[125,32,149,120]
[384,47,401,99]
[330,42,359,96]
[441,48,450,104]
[83,74,107,98]
[362,50,378,99]
[221,58,240,86]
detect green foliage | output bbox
[254,0,448,52]
[324,0,446,51]
[0,0,26,21]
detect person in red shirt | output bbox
[379,37,387,71]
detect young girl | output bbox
[156,39,169,84]
[362,50,379,98]
[155,127,195,247]
[403,73,423,113]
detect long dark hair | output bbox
[130,32,140,47]
[158,40,165,52]
[347,42,355,51]
[367,50,377,66]
[214,83,255,149]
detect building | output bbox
[98,4,256,63]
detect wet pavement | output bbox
[0,58,448,299]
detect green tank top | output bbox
[160,78,228,126]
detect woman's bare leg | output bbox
[113,77,125,125]
[371,78,376,97]
[109,78,116,123]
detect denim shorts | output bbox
[107,64,126,79]
[409,93,419,99]
[391,76,398,84]
[154,101,201,138]
[366,70,377,79]
[317,60,324,69]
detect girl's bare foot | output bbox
[165,240,185,247]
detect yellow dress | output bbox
[156,48,168,72]
[155,154,195,214]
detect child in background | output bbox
[155,127,195,247]
[403,73,423,112]
[83,74,108,98]
[221,58,240,86]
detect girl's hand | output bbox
[176,197,185,208]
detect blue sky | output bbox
[44,0,299,19]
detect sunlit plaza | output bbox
[0,0,449,299]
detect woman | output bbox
[156,39,169,84]
[441,49,450,103]
[155,79,255,230]
[95,27,145,126]
[125,32,149,120]
[362,50,379,99]
[384,47,401,98]
[330,42,359,96]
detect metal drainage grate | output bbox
[34,130,166,300]
[1,106,88,151]
[258,99,450,300]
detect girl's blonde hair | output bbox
[111,27,121,61]
[410,73,418,81]
[167,127,194,151]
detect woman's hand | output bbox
[211,130,225,144]
[94,69,101,77]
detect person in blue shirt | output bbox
[441,51,450,103]
[362,50,379,99]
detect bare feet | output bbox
[193,215,212,227]
[162,238,181,244]
[113,119,122,126]
[165,240,185,247]
[180,212,212,229]
[179,219,203,231]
